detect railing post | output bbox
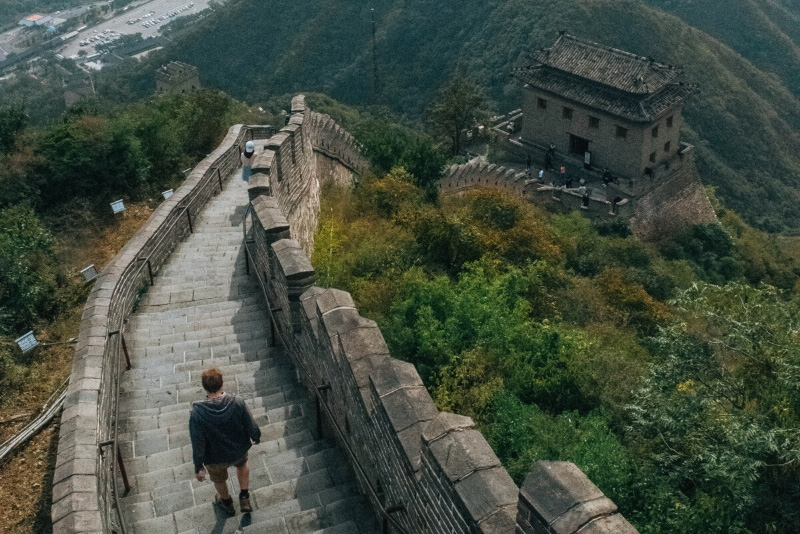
[107,330,131,370]
[269,307,281,347]
[316,384,331,438]
[99,440,131,494]
[217,167,223,192]
[117,444,130,493]
[185,208,193,233]
[137,257,153,286]
[120,334,131,371]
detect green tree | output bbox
[0,205,58,335]
[627,283,800,533]
[0,104,26,152]
[430,75,487,156]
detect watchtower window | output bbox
[537,98,548,110]
[589,116,600,128]
[615,126,628,139]
[664,141,671,152]
[562,107,573,119]
[666,115,674,127]
[652,126,659,138]
[649,151,656,163]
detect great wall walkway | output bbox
[114,171,376,534]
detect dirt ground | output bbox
[0,202,155,533]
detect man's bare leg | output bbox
[236,461,250,491]
[214,480,230,500]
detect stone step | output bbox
[119,369,298,412]
[119,387,304,434]
[132,485,369,534]
[119,427,316,484]
[119,382,302,418]
[118,167,373,533]
[123,353,283,384]
[137,294,260,314]
[121,364,295,395]
[129,299,265,324]
[120,355,288,391]
[127,340,270,368]
[131,316,267,341]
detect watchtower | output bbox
[512,32,696,182]
[155,61,200,94]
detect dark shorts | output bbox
[205,452,248,483]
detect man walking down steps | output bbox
[190,368,261,516]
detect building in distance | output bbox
[512,32,697,182]
[19,14,52,27]
[155,61,200,94]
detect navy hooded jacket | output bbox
[189,393,261,473]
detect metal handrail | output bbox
[95,126,271,533]
[241,203,411,534]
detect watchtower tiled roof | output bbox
[513,33,697,122]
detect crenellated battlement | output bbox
[243,95,640,533]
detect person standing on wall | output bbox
[190,368,261,516]
[240,141,256,182]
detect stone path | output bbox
[116,168,377,534]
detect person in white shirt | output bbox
[240,141,255,182]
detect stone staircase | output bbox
[116,171,377,534]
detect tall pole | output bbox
[371,8,378,102]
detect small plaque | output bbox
[80,264,98,282]
[162,189,173,200]
[15,331,39,353]
[110,199,125,214]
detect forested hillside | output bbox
[310,117,800,533]
[127,0,800,233]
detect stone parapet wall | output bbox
[245,95,639,534]
[534,186,633,219]
[247,95,369,257]
[438,161,528,196]
[630,153,718,241]
[52,124,274,534]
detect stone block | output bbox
[52,511,103,534]
[252,150,275,173]
[265,132,291,151]
[339,323,388,361]
[421,412,474,443]
[321,308,370,338]
[247,173,271,200]
[377,385,437,434]
[53,457,97,485]
[578,514,639,533]
[454,467,518,524]
[291,95,305,113]
[519,461,621,534]
[349,354,389,391]
[427,429,501,482]
[477,505,517,534]
[51,491,99,523]
[371,359,424,397]
[314,288,355,315]
[271,239,314,281]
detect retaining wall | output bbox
[246,95,639,533]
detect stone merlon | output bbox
[519,461,637,534]
[271,239,314,281]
